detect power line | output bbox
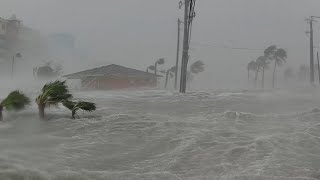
[190,42,264,51]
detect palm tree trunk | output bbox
[254,70,258,88]
[38,104,45,120]
[165,70,170,88]
[154,63,158,76]
[248,69,250,87]
[262,66,265,89]
[72,110,76,119]
[272,61,277,88]
[0,106,3,121]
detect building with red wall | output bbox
[63,64,159,90]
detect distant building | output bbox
[63,64,159,90]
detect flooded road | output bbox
[1,89,320,180]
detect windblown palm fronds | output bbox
[0,90,30,121]
[63,100,96,119]
[36,80,72,119]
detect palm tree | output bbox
[164,66,176,88]
[264,45,277,59]
[272,48,287,88]
[36,80,72,120]
[0,90,30,121]
[256,56,268,88]
[247,61,257,85]
[186,61,205,88]
[63,100,96,119]
[154,58,165,76]
[190,60,204,74]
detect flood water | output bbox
[1,87,320,180]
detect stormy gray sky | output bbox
[1,0,320,89]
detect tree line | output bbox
[146,58,205,89]
[247,45,287,88]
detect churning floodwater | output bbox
[1,85,320,180]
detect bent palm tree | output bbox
[63,100,96,119]
[154,58,165,76]
[264,45,277,59]
[247,61,257,85]
[186,61,205,88]
[36,80,72,120]
[0,91,30,121]
[272,48,287,88]
[190,60,204,74]
[164,66,176,88]
[256,56,268,88]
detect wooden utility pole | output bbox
[306,16,320,84]
[180,0,195,93]
[317,52,320,84]
[309,18,315,84]
[175,18,181,90]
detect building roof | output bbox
[63,64,160,79]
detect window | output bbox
[1,24,5,30]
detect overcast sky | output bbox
[1,0,320,89]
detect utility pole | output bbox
[309,17,315,84]
[306,16,320,84]
[179,0,196,93]
[317,52,320,85]
[11,55,15,79]
[175,18,181,90]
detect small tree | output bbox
[154,58,165,76]
[36,80,72,120]
[247,61,257,86]
[256,56,269,88]
[0,91,30,121]
[63,100,96,119]
[164,66,176,88]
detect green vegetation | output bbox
[36,80,72,120]
[63,100,96,119]
[247,45,287,89]
[0,90,30,121]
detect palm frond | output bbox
[63,100,96,112]
[62,100,76,111]
[190,60,205,74]
[264,45,277,58]
[148,65,155,71]
[156,58,165,65]
[37,80,72,105]
[75,101,96,112]
[274,48,287,66]
[1,90,30,111]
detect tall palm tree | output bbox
[272,48,287,88]
[164,66,176,88]
[247,61,257,85]
[154,58,165,76]
[36,80,72,120]
[256,56,268,88]
[63,100,96,119]
[264,45,277,59]
[0,90,30,121]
